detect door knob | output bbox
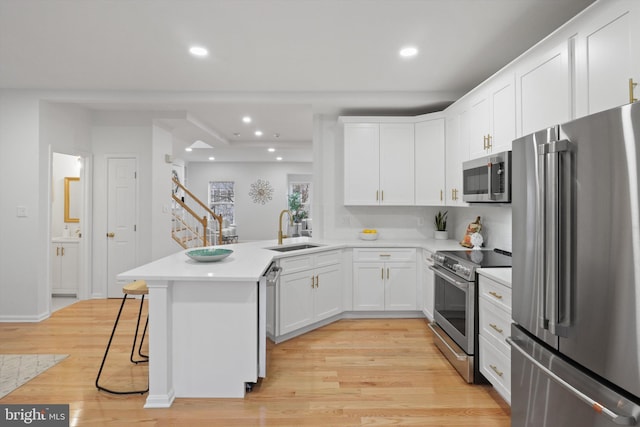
[106,232,115,238]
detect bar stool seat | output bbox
[95,280,149,395]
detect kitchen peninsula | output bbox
[118,237,462,408]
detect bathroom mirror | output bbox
[64,177,80,223]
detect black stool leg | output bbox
[96,295,149,395]
[130,295,149,364]
[137,315,149,359]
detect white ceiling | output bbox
[0,0,596,162]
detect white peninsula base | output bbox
[143,279,261,408]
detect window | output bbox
[209,181,235,225]
[288,180,311,221]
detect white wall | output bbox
[151,123,177,259]
[186,161,312,242]
[90,113,153,298]
[0,91,48,320]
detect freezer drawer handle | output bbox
[507,337,637,426]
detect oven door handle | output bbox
[429,266,470,291]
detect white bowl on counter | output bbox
[359,232,378,241]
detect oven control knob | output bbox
[432,254,444,263]
[453,264,470,275]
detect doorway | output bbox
[50,151,90,311]
[106,157,138,298]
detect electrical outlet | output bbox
[417,217,425,226]
[341,216,351,226]
[16,206,27,217]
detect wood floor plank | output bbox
[0,300,510,426]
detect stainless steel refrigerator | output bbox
[510,102,640,426]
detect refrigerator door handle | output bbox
[540,139,573,337]
[537,143,550,330]
[507,337,637,426]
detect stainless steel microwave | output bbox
[462,151,511,203]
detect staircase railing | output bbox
[171,178,223,249]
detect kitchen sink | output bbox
[266,243,324,252]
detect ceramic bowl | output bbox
[185,248,233,262]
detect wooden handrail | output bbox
[172,178,223,245]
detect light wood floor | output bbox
[0,299,510,426]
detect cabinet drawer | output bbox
[353,248,416,262]
[279,254,314,275]
[479,335,511,404]
[314,250,342,268]
[479,275,511,313]
[479,301,511,356]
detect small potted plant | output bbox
[434,210,448,240]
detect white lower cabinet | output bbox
[278,250,343,336]
[422,249,435,321]
[51,240,79,296]
[478,273,512,404]
[352,248,417,311]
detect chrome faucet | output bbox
[278,209,293,245]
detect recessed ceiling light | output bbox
[185,147,193,152]
[399,46,418,58]
[242,116,252,123]
[208,156,215,161]
[255,130,263,137]
[189,46,209,57]
[276,156,283,161]
[268,148,276,152]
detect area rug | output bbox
[0,354,68,399]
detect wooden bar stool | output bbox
[95,280,149,395]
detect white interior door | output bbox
[107,158,138,298]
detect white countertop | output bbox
[52,236,80,243]
[477,267,512,287]
[118,236,472,283]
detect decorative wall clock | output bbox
[249,179,274,205]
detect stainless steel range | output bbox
[428,249,512,383]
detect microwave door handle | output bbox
[487,162,493,200]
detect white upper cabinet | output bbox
[344,123,380,205]
[490,74,517,153]
[445,108,469,206]
[343,121,415,206]
[516,40,572,136]
[415,118,445,205]
[575,1,640,116]
[469,73,516,159]
[379,123,415,205]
